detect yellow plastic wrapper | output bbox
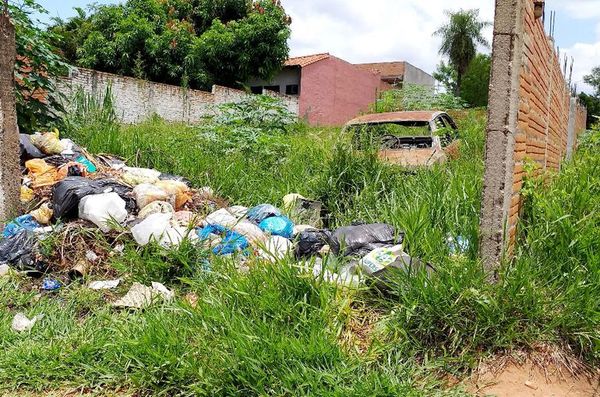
[155,180,192,210]
[30,203,53,225]
[20,186,34,203]
[31,129,64,155]
[25,159,59,188]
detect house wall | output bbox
[479,0,587,274]
[57,67,299,123]
[300,57,380,126]
[247,67,301,95]
[402,63,435,88]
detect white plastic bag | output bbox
[131,213,171,246]
[259,236,292,262]
[204,208,237,228]
[78,192,127,232]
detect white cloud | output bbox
[282,0,495,75]
[563,42,600,94]
[558,0,600,20]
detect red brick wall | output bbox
[299,56,380,126]
[506,0,587,248]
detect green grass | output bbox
[2,101,600,395]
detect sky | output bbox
[34,0,600,93]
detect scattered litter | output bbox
[213,231,249,255]
[25,159,58,188]
[295,229,332,258]
[330,223,403,257]
[131,213,171,246]
[247,204,282,223]
[138,200,174,220]
[447,235,471,256]
[2,215,41,238]
[293,224,317,235]
[259,215,294,238]
[20,186,34,203]
[283,193,323,228]
[31,130,64,155]
[121,166,161,186]
[12,313,44,332]
[30,204,53,225]
[155,180,191,209]
[204,208,237,228]
[41,278,62,291]
[112,282,173,309]
[75,155,97,173]
[0,264,10,277]
[227,205,248,218]
[151,281,174,301]
[133,183,174,210]
[173,211,198,227]
[19,133,45,160]
[259,236,292,261]
[85,250,99,262]
[0,230,46,276]
[88,279,121,290]
[78,192,127,232]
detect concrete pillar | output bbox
[566,97,577,160]
[479,0,524,280]
[0,11,21,222]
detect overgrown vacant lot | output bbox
[1,102,599,395]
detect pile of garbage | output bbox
[3,130,433,295]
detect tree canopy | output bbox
[49,0,291,90]
[434,9,490,96]
[460,53,491,107]
[583,66,600,97]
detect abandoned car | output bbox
[344,111,459,167]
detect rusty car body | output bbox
[343,111,459,167]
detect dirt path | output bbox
[467,361,600,397]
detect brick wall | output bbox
[58,67,299,124]
[480,0,587,274]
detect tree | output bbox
[584,66,600,97]
[578,92,600,128]
[461,53,491,107]
[433,60,457,94]
[11,0,67,132]
[434,9,490,96]
[49,0,291,90]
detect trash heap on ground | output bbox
[3,130,434,309]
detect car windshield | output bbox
[350,121,431,138]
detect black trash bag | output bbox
[52,177,136,219]
[0,230,48,277]
[295,229,333,258]
[159,173,192,187]
[369,253,435,291]
[43,154,77,167]
[95,179,136,212]
[19,134,45,162]
[330,223,404,257]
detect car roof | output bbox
[345,111,447,126]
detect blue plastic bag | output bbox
[259,216,294,239]
[197,224,228,241]
[246,204,281,224]
[212,231,249,255]
[42,278,61,291]
[2,215,40,239]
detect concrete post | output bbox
[479,0,524,280]
[566,97,577,160]
[0,11,21,221]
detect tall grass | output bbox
[2,93,598,394]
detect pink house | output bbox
[248,53,382,126]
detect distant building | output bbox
[248,53,381,126]
[355,61,435,90]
